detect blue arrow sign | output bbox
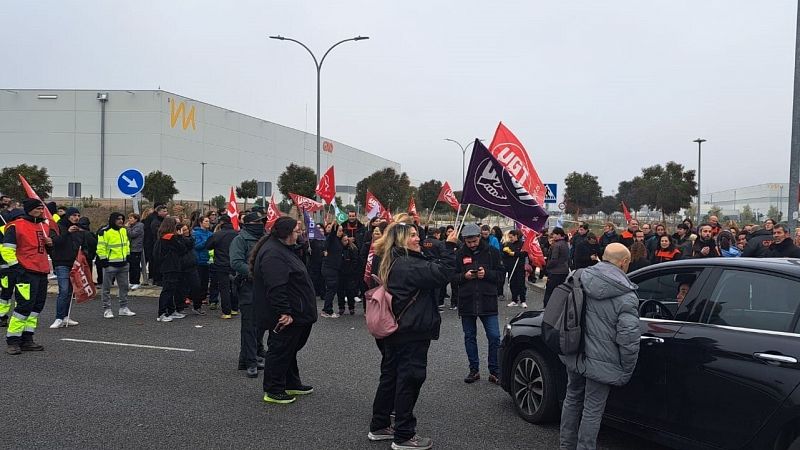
[544,183,558,204]
[117,169,145,196]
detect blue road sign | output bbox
[117,169,145,196]
[544,183,558,204]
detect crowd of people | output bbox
[4,189,800,449]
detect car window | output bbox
[702,270,800,332]
[634,270,701,303]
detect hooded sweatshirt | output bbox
[98,213,129,267]
[560,261,641,386]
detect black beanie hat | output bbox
[46,201,57,214]
[64,207,80,218]
[23,198,42,213]
[271,216,297,240]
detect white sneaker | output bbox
[118,307,136,317]
[103,309,114,319]
[64,317,79,326]
[507,302,519,307]
[157,314,173,322]
[169,311,186,319]
[130,284,141,290]
[49,319,65,329]
[354,296,362,303]
[521,302,528,308]
[331,312,340,318]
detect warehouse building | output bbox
[0,89,399,206]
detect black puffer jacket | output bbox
[742,228,774,258]
[206,224,238,272]
[155,233,193,275]
[384,243,457,344]
[50,220,88,267]
[766,239,800,258]
[454,241,503,316]
[253,237,318,330]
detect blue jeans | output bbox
[461,314,501,375]
[54,265,73,320]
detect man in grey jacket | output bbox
[559,243,641,450]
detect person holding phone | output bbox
[251,217,318,405]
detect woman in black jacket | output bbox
[321,223,344,317]
[176,223,203,315]
[368,221,458,448]
[338,235,360,315]
[206,219,239,318]
[573,232,601,269]
[543,227,569,307]
[251,217,317,405]
[154,217,192,322]
[501,230,528,308]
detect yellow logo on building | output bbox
[168,98,196,130]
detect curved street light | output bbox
[444,138,484,190]
[269,35,369,197]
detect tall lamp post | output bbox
[200,161,206,212]
[444,138,484,189]
[269,35,369,198]
[694,138,706,226]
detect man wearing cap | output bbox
[452,223,504,384]
[230,210,267,378]
[2,199,55,354]
[49,207,89,328]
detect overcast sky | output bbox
[2,0,797,197]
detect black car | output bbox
[500,258,800,450]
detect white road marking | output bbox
[60,338,195,352]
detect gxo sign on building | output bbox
[168,97,196,131]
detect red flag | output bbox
[489,122,546,206]
[621,201,632,223]
[437,181,460,211]
[315,166,336,204]
[227,187,240,231]
[265,195,281,231]
[70,248,97,303]
[289,193,324,212]
[408,197,419,221]
[363,241,376,285]
[518,225,546,268]
[18,174,59,235]
[365,191,389,220]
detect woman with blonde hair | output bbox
[368,221,458,449]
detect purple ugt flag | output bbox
[461,139,549,232]
[303,210,322,241]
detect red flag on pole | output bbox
[363,241,376,285]
[437,182,460,211]
[227,187,240,231]
[315,166,336,205]
[265,195,281,231]
[518,224,545,268]
[289,193,324,212]
[489,122,546,207]
[18,174,59,235]
[621,201,632,223]
[408,197,419,222]
[70,248,97,303]
[365,191,389,220]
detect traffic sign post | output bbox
[117,169,145,197]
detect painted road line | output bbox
[60,338,195,352]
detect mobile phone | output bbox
[469,269,478,274]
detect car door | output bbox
[604,266,708,431]
[667,268,800,449]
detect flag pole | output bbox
[453,204,462,227]
[426,200,439,225]
[455,204,472,237]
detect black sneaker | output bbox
[285,385,314,395]
[256,356,265,369]
[349,309,355,315]
[464,370,480,383]
[246,367,258,378]
[338,309,345,316]
[367,426,395,441]
[391,435,432,450]
[263,391,296,404]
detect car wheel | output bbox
[511,348,559,423]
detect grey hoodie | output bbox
[560,261,641,386]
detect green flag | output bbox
[334,205,348,224]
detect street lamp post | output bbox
[444,138,484,189]
[694,138,706,225]
[269,35,369,198]
[200,161,206,212]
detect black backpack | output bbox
[541,269,586,356]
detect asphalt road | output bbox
[4,284,664,450]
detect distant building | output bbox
[0,89,399,206]
[700,183,788,221]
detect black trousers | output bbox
[182,269,201,310]
[263,323,312,394]
[6,271,48,345]
[508,267,526,302]
[370,339,431,443]
[239,303,266,369]
[212,270,237,314]
[337,273,357,311]
[543,273,568,307]
[157,274,182,316]
[194,265,210,306]
[449,282,459,308]
[128,252,142,285]
[321,267,339,314]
